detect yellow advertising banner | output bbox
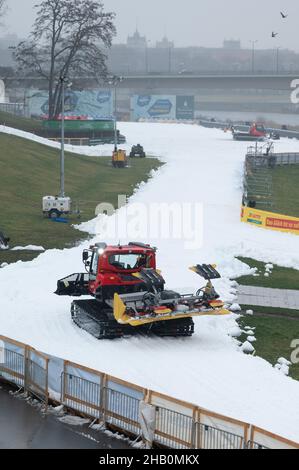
[241,206,299,235]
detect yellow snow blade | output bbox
[113,292,127,324]
[113,293,230,327]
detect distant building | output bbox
[156,36,174,49]
[127,29,147,48]
[0,33,20,48]
[223,39,241,50]
[0,80,6,103]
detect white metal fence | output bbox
[0,334,298,450]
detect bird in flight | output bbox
[272,32,278,38]
[280,12,288,19]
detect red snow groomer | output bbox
[232,122,267,141]
[55,242,230,339]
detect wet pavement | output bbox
[238,285,299,310]
[0,384,130,449]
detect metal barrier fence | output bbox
[62,372,102,419]
[196,423,244,449]
[0,348,25,387]
[272,153,299,166]
[48,137,90,146]
[1,336,298,450]
[155,406,194,449]
[247,440,269,450]
[0,103,26,117]
[26,357,49,409]
[246,150,299,169]
[104,387,141,436]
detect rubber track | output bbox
[71,299,194,340]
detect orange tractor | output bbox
[232,123,267,141]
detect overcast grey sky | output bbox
[4,0,299,50]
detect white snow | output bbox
[245,310,254,316]
[275,363,290,376]
[1,122,299,442]
[229,303,242,312]
[58,415,90,426]
[11,245,45,252]
[241,341,255,354]
[277,357,292,366]
[229,326,242,338]
[247,336,256,343]
[245,330,255,336]
[0,125,112,157]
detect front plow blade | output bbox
[190,264,221,280]
[113,293,230,327]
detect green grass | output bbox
[236,257,299,290]
[0,110,43,134]
[250,164,299,218]
[241,305,299,319]
[238,315,299,381]
[0,133,162,264]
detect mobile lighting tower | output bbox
[42,76,72,219]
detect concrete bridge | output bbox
[120,73,299,92]
[115,73,299,115]
[4,72,299,116]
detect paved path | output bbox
[238,285,299,310]
[0,384,130,449]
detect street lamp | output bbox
[168,47,172,74]
[59,76,72,198]
[145,40,151,74]
[107,75,124,151]
[276,47,281,74]
[249,40,258,73]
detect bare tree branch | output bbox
[14,0,116,118]
[0,0,6,15]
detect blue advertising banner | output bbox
[176,96,195,120]
[131,95,176,120]
[131,95,194,120]
[28,89,114,119]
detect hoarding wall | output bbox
[131,95,194,121]
[28,89,114,119]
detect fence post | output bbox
[44,358,49,412]
[101,374,107,427]
[24,345,30,395]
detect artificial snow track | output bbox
[1,122,299,441]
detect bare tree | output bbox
[14,0,116,118]
[0,0,7,18]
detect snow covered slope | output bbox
[1,122,299,441]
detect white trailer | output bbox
[42,196,72,218]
